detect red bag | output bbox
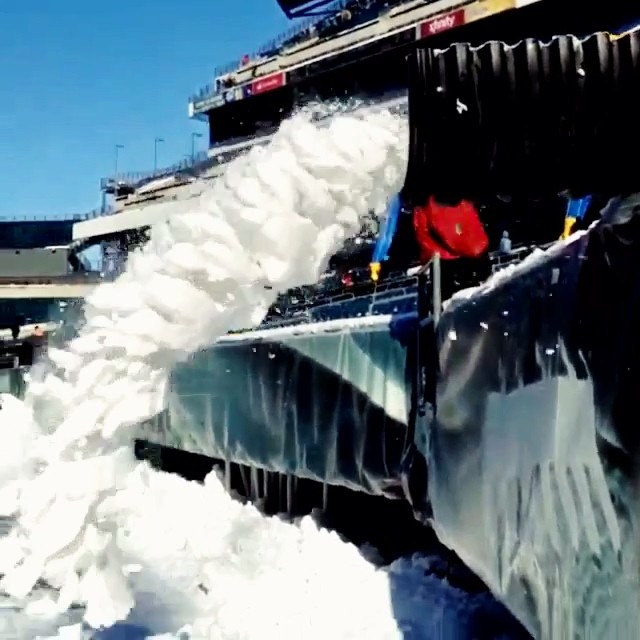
[413,197,489,262]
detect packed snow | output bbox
[0,420,524,639]
[0,107,527,638]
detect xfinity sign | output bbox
[420,9,465,38]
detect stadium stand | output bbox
[189,0,411,104]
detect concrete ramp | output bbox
[72,184,206,242]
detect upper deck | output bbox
[185,0,637,147]
[99,0,534,199]
[95,0,637,205]
[84,0,638,243]
[188,0,503,118]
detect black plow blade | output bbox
[425,179,640,637]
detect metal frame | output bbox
[398,258,436,519]
[431,253,441,323]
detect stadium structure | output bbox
[3,0,640,636]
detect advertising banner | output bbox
[419,9,465,39]
[250,72,286,96]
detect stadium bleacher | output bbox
[189,0,412,105]
[101,91,407,209]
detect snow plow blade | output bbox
[402,31,640,205]
[430,212,640,638]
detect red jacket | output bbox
[413,197,489,262]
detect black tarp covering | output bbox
[428,204,640,638]
[144,312,419,497]
[142,192,640,635]
[403,32,640,206]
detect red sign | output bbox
[251,72,285,96]
[420,9,465,38]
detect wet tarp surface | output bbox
[143,203,640,637]
[429,214,640,638]
[148,313,418,496]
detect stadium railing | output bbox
[188,0,410,105]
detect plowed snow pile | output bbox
[0,109,419,637]
[0,394,525,639]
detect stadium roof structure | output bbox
[275,0,339,18]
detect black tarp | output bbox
[403,32,640,207]
[142,196,640,636]
[144,311,419,497]
[428,204,640,638]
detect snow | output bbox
[0,402,522,640]
[0,107,421,637]
[0,106,527,638]
[444,230,589,310]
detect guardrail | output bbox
[490,243,553,273]
[102,93,407,204]
[210,14,322,78]
[0,273,104,286]
[247,242,544,332]
[189,4,345,100]
[100,150,210,192]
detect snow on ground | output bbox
[0,107,528,638]
[0,394,526,639]
[0,107,414,637]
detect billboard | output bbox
[250,72,286,96]
[419,9,465,38]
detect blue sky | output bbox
[0,0,293,220]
